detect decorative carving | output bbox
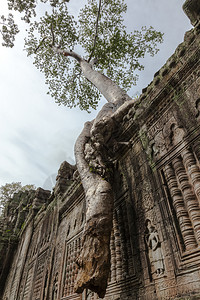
[193,140,200,164]
[117,207,129,278]
[42,271,48,300]
[163,164,197,251]
[113,212,123,281]
[181,148,200,204]
[22,265,34,300]
[110,229,116,282]
[145,220,164,276]
[146,113,186,159]
[172,157,200,243]
[33,253,46,299]
[168,123,186,146]
[122,204,135,276]
[142,182,154,211]
[152,132,166,157]
[40,214,52,249]
[147,110,174,140]
[62,238,81,297]
[51,272,58,300]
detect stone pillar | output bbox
[113,212,123,281]
[164,164,197,251]
[110,229,117,282]
[122,203,135,276]
[172,157,200,243]
[117,207,128,278]
[182,148,200,205]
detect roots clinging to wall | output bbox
[74,100,135,297]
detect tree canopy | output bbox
[1,0,163,111]
[0,182,36,213]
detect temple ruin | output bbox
[1,1,200,299]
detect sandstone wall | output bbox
[2,4,200,300]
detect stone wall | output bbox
[1,3,200,299]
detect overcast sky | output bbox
[0,0,191,190]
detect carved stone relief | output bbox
[62,237,81,297]
[22,264,34,300]
[145,111,181,160]
[145,220,164,277]
[146,109,188,162]
[162,141,200,253]
[141,182,154,212]
[33,252,47,299]
[179,69,200,120]
[167,123,186,147]
[51,272,58,300]
[163,163,197,251]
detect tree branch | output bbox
[0,22,11,27]
[50,22,55,46]
[52,45,83,62]
[34,36,47,53]
[35,21,55,53]
[87,0,102,63]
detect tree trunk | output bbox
[54,47,132,297]
[53,47,132,106]
[74,121,114,298]
[80,60,132,106]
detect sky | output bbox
[0,0,191,190]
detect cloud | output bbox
[0,0,191,188]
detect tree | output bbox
[1,0,163,297]
[0,182,36,213]
[1,0,163,111]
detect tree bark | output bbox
[52,46,132,106]
[53,46,132,297]
[74,121,114,298]
[80,60,132,106]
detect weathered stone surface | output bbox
[2,3,200,299]
[0,189,36,298]
[54,160,76,196]
[32,187,51,211]
[183,0,200,26]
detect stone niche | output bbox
[2,2,200,300]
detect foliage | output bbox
[0,182,36,212]
[0,13,19,47]
[1,0,163,111]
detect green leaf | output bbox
[1,0,163,110]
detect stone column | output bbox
[182,148,200,205]
[172,157,200,243]
[164,164,197,251]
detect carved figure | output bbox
[169,123,185,146]
[145,220,164,276]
